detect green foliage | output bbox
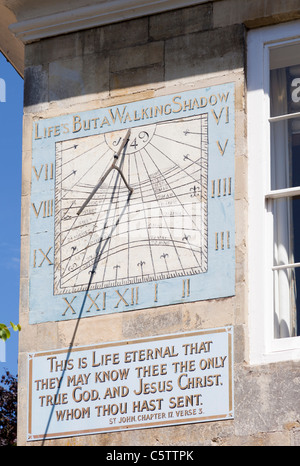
[0,322,21,342]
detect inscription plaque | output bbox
[27,327,233,441]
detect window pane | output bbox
[273,266,299,338]
[272,196,300,337]
[273,197,300,266]
[270,45,300,339]
[270,57,300,118]
[270,117,300,190]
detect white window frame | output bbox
[248,20,300,365]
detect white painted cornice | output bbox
[8,0,212,44]
[0,3,24,76]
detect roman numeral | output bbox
[32,200,53,218]
[211,178,232,198]
[114,287,139,308]
[32,164,54,181]
[211,106,229,125]
[62,296,77,316]
[33,247,53,267]
[154,283,158,302]
[215,231,231,251]
[216,139,228,156]
[182,279,191,298]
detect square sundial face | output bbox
[54,115,208,295]
[29,84,235,324]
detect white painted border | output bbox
[247,20,300,365]
[9,0,212,43]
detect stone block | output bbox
[17,351,29,445]
[49,53,109,102]
[182,298,234,332]
[101,17,149,51]
[150,3,213,40]
[233,324,246,364]
[18,314,37,353]
[165,24,245,84]
[110,63,164,97]
[214,0,300,29]
[24,64,48,108]
[18,277,29,315]
[234,362,300,437]
[234,155,248,204]
[19,223,29,275]
[122,306,183,339]
[25,32,82,67]
[21,151,31,199]
[58,313,123,348]
[234,281,248,328]
[110,41,164,73]
[35,322,59,351]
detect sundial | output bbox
[29,85,235,323]
[54,115,208,294]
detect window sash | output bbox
[269,111,300,122]
[248,21,300,364]
[266,186,300,198]
[272,262,300,271]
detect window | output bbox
[269,44,300,338]
[248,21,300,364]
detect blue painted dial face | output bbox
[29,85,235,324]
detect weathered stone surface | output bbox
[149,3,213,40]
[234,362,300,436]
[24,65,48,107]
[110,63,164,96]
[214,0,300,28]
[110,42,164,73]
[101,17,149,51]
[122,307,183,339]
[165,24,245,83]
[49,53,109,102]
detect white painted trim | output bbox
[266,187,300,198]
[247,20,300,365]
[9,0,212,43]
[272,262,300,271]
[269,111,300,122]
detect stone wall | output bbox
[17,1,300,446]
